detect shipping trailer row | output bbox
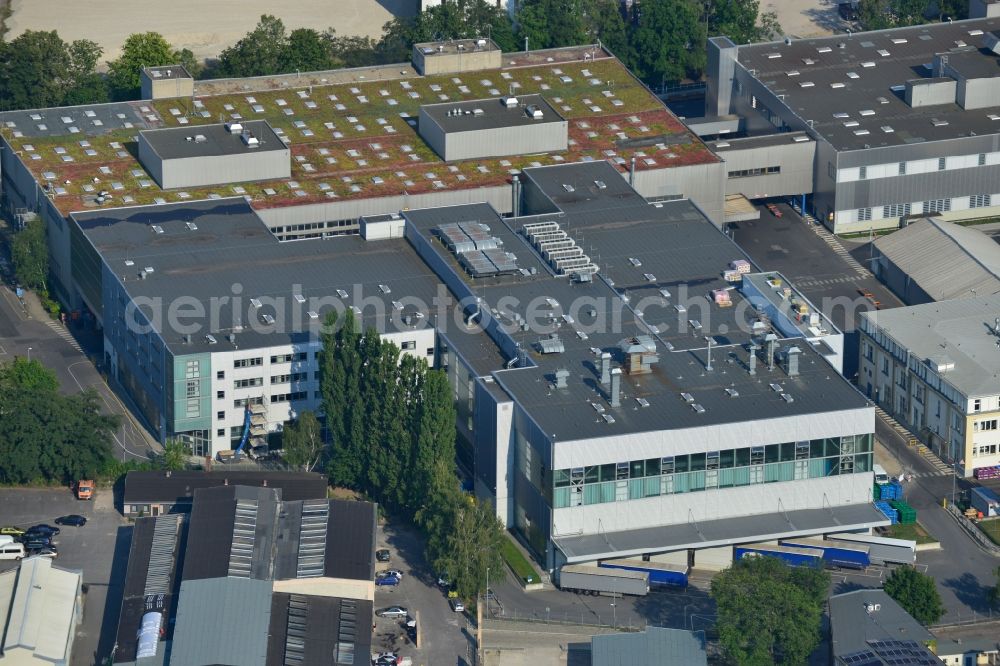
[558,564,650,597]
[778,538,870,569]
[826,532,916,565]
[733,543,825,567]
[598,558,689,588]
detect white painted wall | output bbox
[552,407,874,469]
[552,472,873,536]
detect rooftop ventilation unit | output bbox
[225,121,243,134]
[193,134,207,143]
[240,130,259,148]
[792,135,810,142]
[151,225,164,234]
[681,392,695,403]
[206,334,217,344]
[472,108,485,116]
[336,289,349,299]
[502,96,518,108]
[619,336,659,374]
[554,368,569,388]
[525,104,544,119]
[185,221,198,230]
[538,335,565,354]
[691,404,706,414]
[261,313,275,325]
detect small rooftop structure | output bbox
[418,94,568,161]
[137,120,290,189]
[0,557,83,665]
[412,38,501,75]
[141,65,194,100]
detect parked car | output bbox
[54,515,87,527]
[25,524,60,537]
[375,549,391,562]
[450,598,465,612]
[0,526,26,537]
[436,573,451,588]
[766,203,783,218]
[22,538,53,550]
[371,653,412,666]
[375,575,400,587]
[379,569,403,580]
[28,547,57,559]
[376,606,409,619]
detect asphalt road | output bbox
[375,522,474,666]
[0,487,130,666]
[0,272,157,461]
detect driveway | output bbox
[0,487,130,666]
[375,522,475,665]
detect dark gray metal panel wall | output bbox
[418,107,447,159]
[137,136,164,187]
[835,164,1000,209]
[706,37,738,118]
[721,140,815,197]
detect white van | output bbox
[0,535,16,547]
[873,464,890,485]
[0,542,25,560]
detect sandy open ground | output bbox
[763,0,849,40]
[6,0,416,62]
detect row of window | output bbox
[974,419,998,432]
[973,443,999,457]
[853,194,994,223]
[234,377,263,389]
[728,166,780,179]
[271,352,309,364]
[840,151,999,184]
[552,453,874,508]
[234,357,263,368]
[271,372,309,384]
[271,219,356,235]
[553,436,873,489]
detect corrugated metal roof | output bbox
[170,577,273,666]
[2,557,81,662]
[861,295,1000,397]
[874,218,1000,301]
[592,627,707,666]
[829,589,935,658]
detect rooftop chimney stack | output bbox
[748,343,758,375]
[555,368,569,389]
[705,337,714,372]
[765,333,778,371]
[787,346,801,377]
[610,368,622,407]
[600,352,611,385]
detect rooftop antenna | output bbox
[705,336,714,372]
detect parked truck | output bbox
[826,532,916,565]
[558,564,649,597]
[734,543,824,567]
[970,486,1000,518]
[779,538,870,569]
[74,480,94,500]
[599,558,689,588]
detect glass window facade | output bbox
[551,434,873,509]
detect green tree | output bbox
[159,439,190,471]
[711,556,829,665]
[217,15,289,77]
[858,0,929,29]
[582,0,630,58]
[106,32,181,100]
[629,0,706,84]
[708,0,782,44]
[321,310,364,487]
[517,0,587,50]
[884,566,944,625]
[282,28,335,73]
[379,0,517,62]
[283,410,325,471]
[434,498,506,600]
[11,218,48,290]
[0,357,59,394]
[64,39,109,105]
[328,34,381,68]
[0,358,119,484]
[0,31,72,110]
[411,369,457,516]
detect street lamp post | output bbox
[27,346,32,361]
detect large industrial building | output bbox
[859,295,1000,476]
[112,481,376,665]
[0,557,83,666]
[0,41,724,312]
[705,16,1000,233]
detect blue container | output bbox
[875,501,899,524]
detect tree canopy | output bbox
[282,409,324,472]
[711,556,829,665]
[106,32,184,100]
[11,218,48,291]
[0,30,108,110]
[883,566,944,625]
[0,359,120,483]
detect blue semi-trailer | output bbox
[779,538,871,569]
[734,544,825,567]
[598,558,689,588]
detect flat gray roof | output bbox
[554,502,890,561]
[171,577,273,666]
[710,131,813,151]
[415,38,499,56]
[736,17,1000,151]
[404,160,869,442]
[143,65,192,80]
[861,294,1000,398]
[140,120,286,160]
[421,94,564,133]
[592,627,707,666]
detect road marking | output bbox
[44,319,83,353]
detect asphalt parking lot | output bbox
[0,487,129,666]
[374,522,474,666]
